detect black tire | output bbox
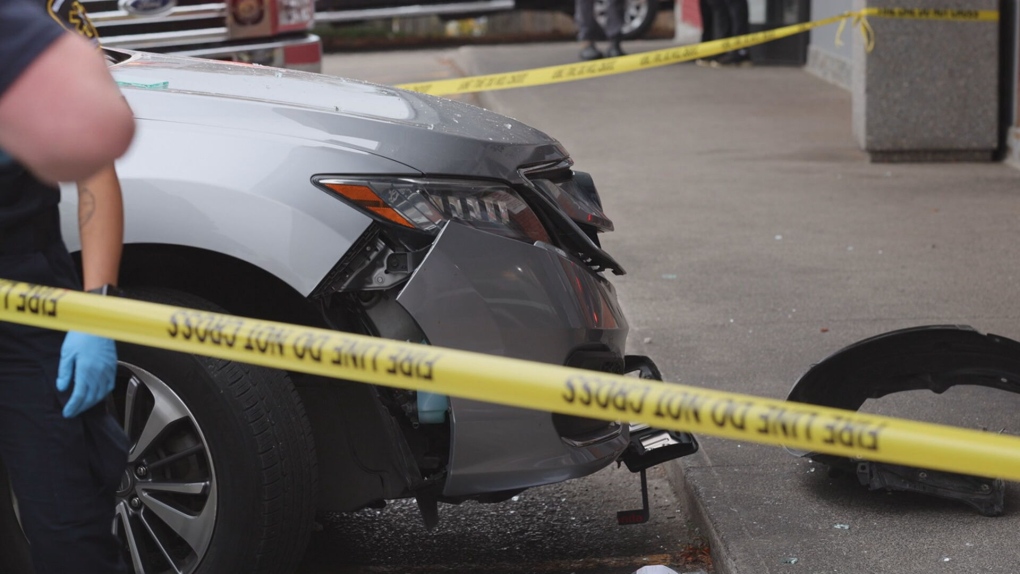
[112,288,317,574]
[595,0,659,40]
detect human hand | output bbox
[56,332,117,418]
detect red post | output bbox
[679,0,702,28]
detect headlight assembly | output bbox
[314,177,551,244]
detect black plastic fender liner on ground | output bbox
[787,325,1020,516]
[788,325,1020,410]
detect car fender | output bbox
[60,116,417,296]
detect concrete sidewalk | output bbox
[447,39,1020,573]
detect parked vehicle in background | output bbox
[315,0,671,40]
[585,0,663,40]
[84,0,322,71]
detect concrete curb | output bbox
[664,458,737,574]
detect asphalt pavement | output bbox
[325,37,1020,574]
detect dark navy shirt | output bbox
[0,0,65,97]
[0,0,67,229]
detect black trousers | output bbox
[0,208,128,574]
[702,0,749,40]
[575,0,625,41]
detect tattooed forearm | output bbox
[78,183,97,228]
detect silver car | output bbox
[1,48,694,574]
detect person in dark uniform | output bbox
[575,0,626,60]
[697,0,752,67]
[0,1,135,572]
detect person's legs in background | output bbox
[574,0,626,60]
[724,0,749,36]
[575,0,604,60]
[603,0,626,57]
[696,0,724,65]
[712,0,752,66]
[699,0,715,42]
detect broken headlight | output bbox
[314,177,550,244]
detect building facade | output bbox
[677,1,1020,165]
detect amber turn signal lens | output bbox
[322,183,415,228]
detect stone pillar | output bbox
[852,0,999,161]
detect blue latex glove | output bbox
[56,332,118,418]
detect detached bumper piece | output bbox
[788,325,1020,516]
[619,423,700,474]
[615,356,700,525]
[856,461,1005,517]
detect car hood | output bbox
[108,50,567,180]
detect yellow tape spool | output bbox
[3,279,1020,482]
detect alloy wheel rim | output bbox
[114,363,217,574]
[594,0,649,36]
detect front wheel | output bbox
[0,288,318,574]
[111,288,318,574]
[595,0,659,40]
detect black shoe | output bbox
[607,42,626,58]
[711,51,752,68]
[579,44,604,61]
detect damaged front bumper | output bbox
[615,355,700,525]
[397,222,634,497]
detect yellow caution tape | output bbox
[3,278,1020,482]
[395,7,998,96]
[834,11,876,52]
[861,7,999,22]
